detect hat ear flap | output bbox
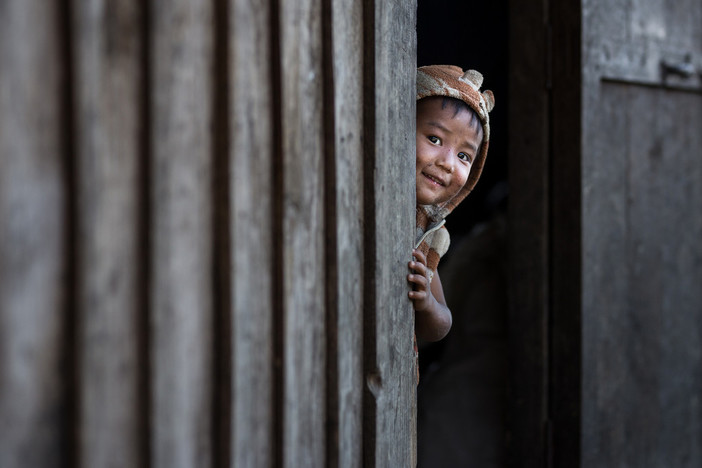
[459,69,483,88]
[482,90,495,112]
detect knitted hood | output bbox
[416,65,495,223]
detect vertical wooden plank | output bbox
[278,0,326,465]
[0,2,67,467]
[364,0,416,466]
[581,2,632,466]
[149,1,214,466]
[581,83,631,467]
[507,3,550,466]
[71,1,144,466]
[626,88,702,466]
[229,0,275,464]
[585,84,702,468]
[327,0,364,465]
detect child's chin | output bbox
[417,196,447,206]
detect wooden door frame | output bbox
[508,1,581,466]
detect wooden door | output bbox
[0,1,418,467]
[511,0,702,466]
[581,0,702,466]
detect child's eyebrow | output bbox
[427,121,450,133]
[462,140,479,152]
[427,121,479,152]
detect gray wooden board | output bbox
[279,0,326,465]
[584,83,702,467]
[582,0,702,465]
[627,87,702,465]
[328,0,364,465]
[71,1,143,466]
[366,0,416,466]
[0,2,67,467]
[229,0,275,464]
[149,1,214,466]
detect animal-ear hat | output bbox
[416,65,495,214]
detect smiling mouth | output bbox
[422,172,445,187]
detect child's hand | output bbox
[408,248,453,342]
[407,249,435,312]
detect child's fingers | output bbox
[408,290,427,300]
[407,272,428,290]
[412,249,427,265]
[408,259,429,277]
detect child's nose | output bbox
[436,149,455,172]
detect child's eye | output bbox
[457,152,473,163]
[428,136,440,144]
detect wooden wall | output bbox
[0,0,417,467]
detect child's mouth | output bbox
[422,172,445,187]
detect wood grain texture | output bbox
[583,83,702,468]
[364,0,416,466]
[582,0,702,466]
[71,1,144,466]
[149,1,214,466]
[0,2,67,467]
[278,0,326,465]
[327,0,364,466]
[229,0,275,465]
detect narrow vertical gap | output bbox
[544,5,555,466]
[547,2,582,465]
[138,2,153,467]
[321,0,339,465]
[361,0,376,466]
[545,29,556,468]
[269,0,285,465]
[59,1,80,467]
[211,0,232,466]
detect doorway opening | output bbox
[416,1,510,466]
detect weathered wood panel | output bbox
[364,0,417,466]
[71,1,144,466]
[582,0,702,466]
[0,2,67,467]
[149,1,214,466]
[583,82,702,467]
[228,0,275,465]
[278,0,327,465]
[0,2,421,467]
[327,0,365,465]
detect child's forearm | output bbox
[415,297,452,342]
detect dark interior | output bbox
[416,1,510,466]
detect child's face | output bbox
[416,97,483,206]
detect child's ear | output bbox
[482,90,495,112]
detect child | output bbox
[409,65,495,344]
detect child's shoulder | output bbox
[425,225,450,259]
